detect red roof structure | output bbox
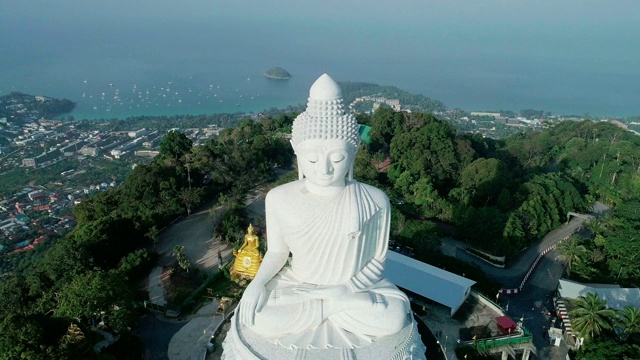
[372,158,392,173]
[495,316,517,335]
[8,236,47,255]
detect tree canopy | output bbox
[0,113,296,358]
[2,106,640,357]
[357,108,639,266]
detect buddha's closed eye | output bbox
[305,152,319,163]
[330,153,345,163]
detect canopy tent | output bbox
[495,316,517,335]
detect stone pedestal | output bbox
[222,312,426,360]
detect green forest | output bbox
[353,109,639,288]
[0,116,294,359]
[1,107,639,358]
[339,82,446,113]
[0,92,75,121]
[263,67,291,79]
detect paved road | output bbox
[137,314,187,360]
[146,199,234,306]
[155,202,233,272]
[506,250,568,359]
[140,185,272,359]
[442,215,594,359]
[447,216,586,288]
[167,300,222,360]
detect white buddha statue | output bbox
[222,74,425,360]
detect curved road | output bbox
[139,184,273,360]
[449,216,586,288]
[442,215,596,359]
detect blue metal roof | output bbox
[384,251,476,316]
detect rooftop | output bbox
[385,251,476,316]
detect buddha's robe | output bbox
[251,181,410,349]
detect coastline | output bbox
[263,74,291,80]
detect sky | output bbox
[1,0,639,117]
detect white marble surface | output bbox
[222,74,426,359]
[223,310,425,360]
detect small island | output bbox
[264,67,291,80]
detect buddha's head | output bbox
[291,74,360,189]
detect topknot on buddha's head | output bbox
[291,74,360,151]
[309,73,343,100]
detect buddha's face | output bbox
[296,139,355,188]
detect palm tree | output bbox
[570,292,616,341]
[586,218,606,236]
[617,306,640,341]
[556,235,587,276]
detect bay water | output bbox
[1,1,638,119]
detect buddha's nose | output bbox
[319,158,333,175]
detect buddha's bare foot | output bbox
[371,293,389,310]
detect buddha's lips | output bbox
[315,174,334,180]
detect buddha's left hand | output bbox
[293,283,352,299]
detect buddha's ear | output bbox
[291,141,304,180]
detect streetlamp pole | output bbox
[445,335,448,355]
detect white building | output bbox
[558,279,640,310]
[384,251,476,316]
[128,128,147,138]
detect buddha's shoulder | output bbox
[356,181,390,209]
[265,181,390,208]
[265,180,303,201]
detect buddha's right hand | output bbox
[293,283,352,299]
[239,282,267,327]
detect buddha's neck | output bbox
[304,179,346,197]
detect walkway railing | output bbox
[474,291,503,311]
[472,332,532,352]
[500,225,582,294]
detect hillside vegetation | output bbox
[1,108,639,358]
[354,109,639,286]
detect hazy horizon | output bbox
[1,0,639,118]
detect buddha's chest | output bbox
[276,193,341,228]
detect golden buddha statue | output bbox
[231,224,263,281]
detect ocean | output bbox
[1,1,639,119]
